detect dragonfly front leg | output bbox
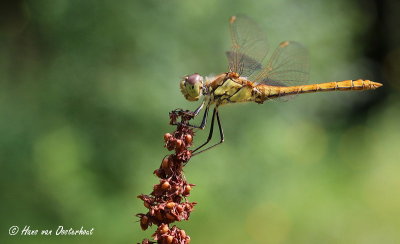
[192,108,224,156]
[186,103,210,129]
[193,101,205,117]
[170,101,207,128]
[191,108,215,153]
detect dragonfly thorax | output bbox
[180,73,204,101]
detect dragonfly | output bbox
[179,15,383,155]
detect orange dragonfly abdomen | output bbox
[254,79,383,103]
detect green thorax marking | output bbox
[210,78,255,105]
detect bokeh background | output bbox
[1,0,399,243]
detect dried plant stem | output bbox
[137,109,196,244]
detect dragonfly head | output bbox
[180,73,204,101]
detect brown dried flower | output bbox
[137,109,197,244]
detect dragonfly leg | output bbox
[170,102,208,128]
[191,108,216,153]
[197,105,209,129]
[186,104,209,129]
[193,101,205,116]
[192,108,224,156]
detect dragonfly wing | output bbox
[253,41,310,86]
[226,51,263,74]
[228,15,269,77]
[261,78,287,87]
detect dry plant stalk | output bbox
[137,109,197,244]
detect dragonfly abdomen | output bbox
[304,79,382,92]
[255,79,382,103]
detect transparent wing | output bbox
[227,15,269,77]
[252,41,310,86]
[226,51,263,73]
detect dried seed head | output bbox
[166,235,174,244]
[166,202,176,208]
[166,212,176,220]
[138,109,196,243]
[175,139,183,149]
[154,168,163,177]
[159,224,169,234]
[144,201,151,209]
[166,138,176,151]
[162,157,169,169]
[164,133,172,142]
[180,229,187,238]
[184,134,192,144]
[140,215,149,231]
[161,181,170,190]
[176,204,184,212]
[141,215,148,224]
[184,185,192,194]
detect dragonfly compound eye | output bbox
[180,73,203,101]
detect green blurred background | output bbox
[1,0,399,243]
